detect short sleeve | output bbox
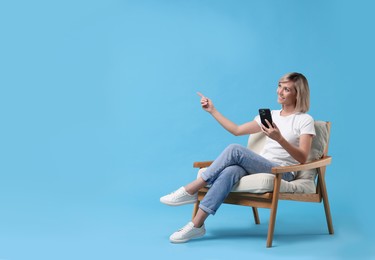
[299,114,316,136]
[254,114,261,127]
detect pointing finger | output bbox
[197,92,205,98]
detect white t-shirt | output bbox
[254,110,316,167]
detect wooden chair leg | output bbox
[252,207,260,224]
[192,200,200,220]
[318,170,334,234]
[267,174,282,248]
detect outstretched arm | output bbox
[197,92,261,136]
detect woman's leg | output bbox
[201,144,278,185]
[199,165,247,215]
[167,145,278,243]
[192,208,208,228]
[192,164,247,227]
[162,143,285,207]
[184,143,278,196]
[169,165,247,243]
[184,177,207,195]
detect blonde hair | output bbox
[279,72,310,113]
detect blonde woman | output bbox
[161,72,315,243]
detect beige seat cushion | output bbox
[197,121,329,194]
[197,169,317,193]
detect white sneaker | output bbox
[160,187,197,206]
[170,222,206,243]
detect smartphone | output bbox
[259,108,273,128]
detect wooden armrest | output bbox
[271,156,332,174]
[193,161,214,168]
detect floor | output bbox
[0,178,373,260]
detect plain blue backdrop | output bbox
[1,0,374,259]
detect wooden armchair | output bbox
[192,121,333,247]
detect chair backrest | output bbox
[247,131,266,154]
[247,121,331,180]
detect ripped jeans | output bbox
[200,144,294,215]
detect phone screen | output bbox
[259,108,273,128]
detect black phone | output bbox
[259,108,273,128]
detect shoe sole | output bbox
[160,198,197,206]
[170,230,206,243]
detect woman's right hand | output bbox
[196,91,260,136]
[197,92,215,113]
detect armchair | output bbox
[192,121,333,247]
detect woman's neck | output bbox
[280,105,296,116]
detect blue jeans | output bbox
[200,144,294,215]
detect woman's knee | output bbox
[224,144,244,154]
[223,143,249,161]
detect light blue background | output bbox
[1,0,374,259]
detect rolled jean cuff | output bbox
[200,171,210,183]
[199,204,216,216]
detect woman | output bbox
[160,72,315,243]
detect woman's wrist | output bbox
[277,136,287,145]
[209,107,218,115]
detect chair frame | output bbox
[192,122,333,247]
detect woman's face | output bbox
[277,81,297,106]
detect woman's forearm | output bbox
[278,137,309,164]
[210,109,239,136]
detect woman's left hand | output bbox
[261,120,283,143]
